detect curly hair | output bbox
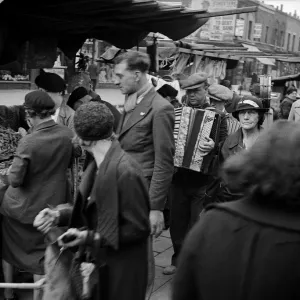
[25,108,56,119]
[222,120,300,211]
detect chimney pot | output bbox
[280,4,283,11]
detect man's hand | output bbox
[18,127,27,137]
[34,208,60,234]
[199,137,215,154]
[150,210,165,238]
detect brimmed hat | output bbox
[74,102,114,141]
[35,71,66,93]
[232,96,268,119]
[24,90,55,112]
[181,72,208,90]
[208,84,233,102]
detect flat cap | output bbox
[24,90,55,112]
[35,71,66,93]
[181,72,208,90]
[208,84,233,102]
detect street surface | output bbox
[0,88,125,107]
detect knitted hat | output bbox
[157,84,178,98]
[24,91,55,112]
[74,102,114,141]
[35,71,66,93]
[67,87,89,109]
[208,84,233,102]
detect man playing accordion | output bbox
[164,72,228,275]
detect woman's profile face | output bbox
[239,109,259,130]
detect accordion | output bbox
[174,106,221,173]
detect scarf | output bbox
[124,82,153,113]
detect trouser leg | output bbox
[170,184,190,266]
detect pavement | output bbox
[0,88,125,107]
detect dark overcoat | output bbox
[58,140,150,300]
[173,199,300,300]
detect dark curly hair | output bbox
[222,120,300,211]
[25,108,56,119]
[74,102,114,141]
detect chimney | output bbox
[280,4,283,11]
[294,10,297,17]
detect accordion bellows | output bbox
[174,106,220,173]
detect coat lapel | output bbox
[119,89,156,138]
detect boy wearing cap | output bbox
[164,73,228,275]
[208,84,241,135]
[1,91,74,300]
[35,70,74,131]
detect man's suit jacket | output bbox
[58,103,75,131]
[117,88,175,211]
[2,120,74,224]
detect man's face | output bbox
[289,91,298,100]
[186,83,207,107]
[114,61,139,95]
[210,98,224,111]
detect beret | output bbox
[74,102,114,141]
[35,71,66,93]
[24,90,55,112]
[181,72,208,90]
[67,87,89,108]
[208,84,233,102]
[157,84,178,98]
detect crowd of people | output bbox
[0,50,300,300]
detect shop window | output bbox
[287,33,291,51]
[248,21,253,40]
[292,34,296,52]
[265,26,269,43]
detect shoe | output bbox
[4,293,18,300]
[163,265,176,275]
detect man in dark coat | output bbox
[164,72,228,275]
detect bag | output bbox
[70,249,99,300]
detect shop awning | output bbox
[0,0,209,65]
[242,44,276,66]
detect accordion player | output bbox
[173,106,221,174]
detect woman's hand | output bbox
[33,208,59,234]
[58,228,88,248]
[199,137,215,154]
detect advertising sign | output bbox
[235,19,245,37]
[190,0,238,41]
[253,23,263,39]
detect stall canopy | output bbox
[0,0,209,65]
[242,44,275,66]
[272,73,300,84]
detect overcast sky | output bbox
[264,0,300,16]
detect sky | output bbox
[263,1,300,16]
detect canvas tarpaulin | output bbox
[0,0,208,65]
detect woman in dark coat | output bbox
[173,120,300,300]
[220,96,267,202]
[34,102,150,300]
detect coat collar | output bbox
[209,199,300,232]
[117,88,156,137]
[227,128,243,149]
[32,119,57,132]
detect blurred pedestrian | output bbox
[280,86,298,119]
[173,120,300,300]
[87,61,100,91]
